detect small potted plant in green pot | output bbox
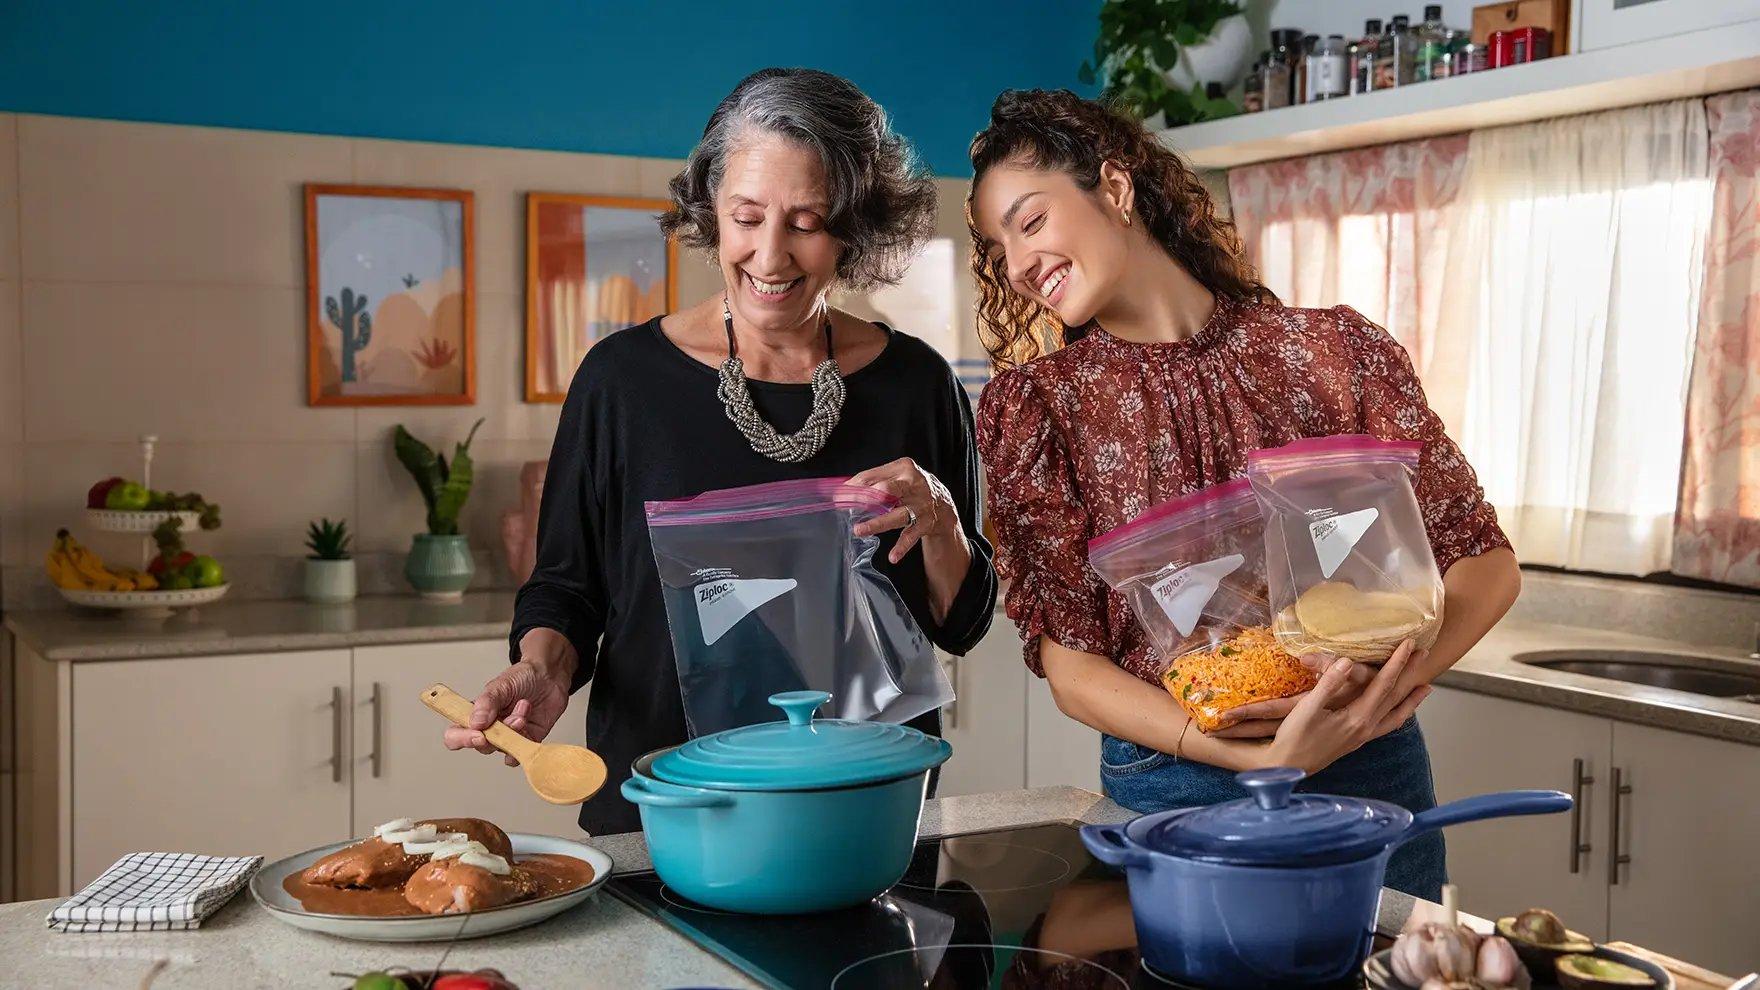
[394,418,484,600]
[303,518,355,604]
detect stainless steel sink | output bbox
[1515,649,1760,702]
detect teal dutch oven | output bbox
[622,690,951,914]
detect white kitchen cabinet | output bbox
[1421,687,1613,939]
[351,641,589,838]
[70,650,353,888]
[1424,685,1760,974]
[1024,672,1100,793]
[1606,721,1760,975]
[937,620,1028,797]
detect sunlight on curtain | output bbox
[1450,100,1711,575]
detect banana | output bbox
[48,530,132,592]
[45,546,83,589]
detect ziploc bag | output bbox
[645,477,953,736]
[1247,435,1444,664]
[1088,478,1316,733]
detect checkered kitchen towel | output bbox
[47,852,262,932]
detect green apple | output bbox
[165,573,194,591]
[190,556,224,588]
[104,481,150,511]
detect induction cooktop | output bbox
[608,821,1370,989]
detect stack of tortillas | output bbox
[1273,580,1442,663]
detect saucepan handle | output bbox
[1402,789,1571,845]
[621,775,735,809]
[1080,823,1151,869]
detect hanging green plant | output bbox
[1078,0,1244,126]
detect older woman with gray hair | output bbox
[443,67,997,834]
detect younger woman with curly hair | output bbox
[445,68,996,835]
[967,90,1519,897]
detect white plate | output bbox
[250,832,613,942]
[84,508,205,533]
[57,583,229,610]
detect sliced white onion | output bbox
[459,849,512,875]
[431,839,488,861]
[373,817,415,837]
[401,831,466,855]
[382,823,438,846]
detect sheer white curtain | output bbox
[1444,100,1712,574]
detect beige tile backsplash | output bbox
[0,114,985,608]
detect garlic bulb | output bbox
[1392,923,1483,985]
[1476,936,1531,990]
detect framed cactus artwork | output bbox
[524,192,677,402]
[304,184,476,406]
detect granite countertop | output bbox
[0,785,1440,989]
[1439,619,1760,746]
[3,593,520,661]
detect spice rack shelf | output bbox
[1159,19,1760,170]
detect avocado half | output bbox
[1495,910,1595,981]
[1555,953,1657,989]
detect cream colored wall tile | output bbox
[0,281,19,443]
[0,115,18,281]
[352,434,550,562]
[22,281,355,443]
[354,291,560,443]
[15,440,354,564]
[350,138,652,297]
[18,115,351,285]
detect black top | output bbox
[511,317,997,834]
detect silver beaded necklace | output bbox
[717,297,846,463]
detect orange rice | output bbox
[1161,626,1319,733]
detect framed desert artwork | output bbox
[525,193,677,402]
[305,184,476,406]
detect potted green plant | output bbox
[1079,0,1247,127]
[393,418,484,600]
[303,518,355,604]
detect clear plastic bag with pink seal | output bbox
[1087,478,1315,732]
[1246,435,1444,664]
[645,477,953,736]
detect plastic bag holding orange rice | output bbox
[1087,478,1316,733]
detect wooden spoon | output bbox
[421,683,607,805]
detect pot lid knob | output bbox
[1237,767,1306,810]
[769,690,830,727]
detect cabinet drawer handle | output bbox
[1608,765,1632,885]
[329,686,344,784]
[1568,757,1594,874]
[945,656,961,730]
[368,682,384,779]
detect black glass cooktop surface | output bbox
[608,821,1372,989]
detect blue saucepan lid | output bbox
[649,691,953,791]
[1128,767,1413,867]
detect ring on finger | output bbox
[905,506,919,528]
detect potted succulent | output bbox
[1079,0,1247,127]
[303,518,355,604]
[393,418,484,600]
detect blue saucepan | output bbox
[1081,767,1570,989]
[622,691,950,914]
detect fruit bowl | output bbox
[84,508,204,533]
[57,583,229,611]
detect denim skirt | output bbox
[1098,716,1446,900]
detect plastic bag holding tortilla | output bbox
[1246,435,1444,665]
[645,478,952,737]
[1088,478,1316,732]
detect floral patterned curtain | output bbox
[1675,90,1760,589]
[1226,135,1471,429]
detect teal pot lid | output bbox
[650,691,952,791]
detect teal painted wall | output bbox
[0,1,1100,175]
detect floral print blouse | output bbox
[975,296,1511,683]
